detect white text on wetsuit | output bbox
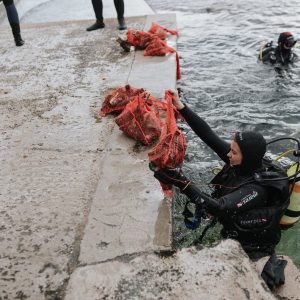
[237,191,258,208]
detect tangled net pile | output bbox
[118,22,181,80]
[100,86,187,196]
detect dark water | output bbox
[146,0,300,267]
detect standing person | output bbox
[259,32,298,65]
[86,0,127,31]
[1,0,24,46]
[150,91,290,289]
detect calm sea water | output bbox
[146,0,300,267]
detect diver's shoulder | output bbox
[259,41,277,62]
[262,41,277,51]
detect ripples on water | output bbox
[146,0,300,266]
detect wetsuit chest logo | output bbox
[237,191,258,208]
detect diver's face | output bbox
[282,41,296,50]
[227,140,243,166]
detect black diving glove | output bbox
[149,163,221,213]
[183,184,222,214]
[261,254,287,290]
[149,163,190,190]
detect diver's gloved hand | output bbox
[261,254,287,290]
[149,163,190,190]
[149,163,221,213]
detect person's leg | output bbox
[86,0,105,31]
[91,0,103,20]
[114,0,124,19]
[3,0,24,46]
[114,0,127,30]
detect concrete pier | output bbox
[0,5,178,297]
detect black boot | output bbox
[118,18,127,30]
[10,22,25,47]
[86,19,105,31]
[14,33,25,46]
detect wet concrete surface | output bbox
[0,0,154,25]
[0,16,148,299]
[65,240,300,300]
[0,5,181,296]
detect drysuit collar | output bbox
[234,131,266,175]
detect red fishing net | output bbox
[148,90,187,197]
[99,85,144,117]
[148,22,179,40]
[144,36,176,56]
[148,90,186,168]
[100,85,186,197]
[143,92,167,111]
[115,93,163,145]
[127,29,153,49]
[144,37,181,80]
[122,25,182,80]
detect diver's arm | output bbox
[178,104,230,162]
[183,183,268,216]
[173,91,229,161]
[152,166,268,216]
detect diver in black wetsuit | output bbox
[150,92,290,289]
[86,0,127,31]
[151,92,290,258]
[1,0,24,46]
[259,32,298,66]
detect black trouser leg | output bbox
[114,0,126,30]
[4,0,24,46]
[4,0,20,24]
[87,0,105,31]
[114,0,124,19]
[91,0,103,21]
[3,0,14,7]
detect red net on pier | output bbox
[115,93,163,145]
[148,22,179,40]
[148,90,187,197]
[127,29,153,49]
[148,90,186,168]
[99,85,144,117]
[144,37,181,80]
[124,25,181,80]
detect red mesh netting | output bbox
[144,37,181,80]
[99,85,145,117]
[148,22,179,40]
[127,29,154,49]
[124,25,182,80]
[115,93,163,145]
[148,90,187,197]
[143,93,167,111]
[148,90,187,168]
[144,36,176,56]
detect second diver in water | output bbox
[259,32,298,66]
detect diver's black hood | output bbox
[234,131,267,175]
